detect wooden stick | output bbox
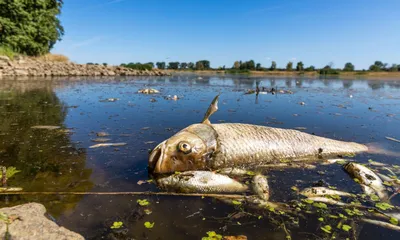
[0,191,245,198]
[1,166,6,187]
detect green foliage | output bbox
[179,62,187,69]
[156,62,166,69]
[202,231,223,240]
[144,221,155,229]
[110,221,123,229]
[122,62,153,70]
[187,62,195,69]
[305,65,315,71]
[296,61,304,71]
[0,45,16,59]
[375,202,394,211]
[195,60,210,70]
[167,62,179,70]
[0,0,64,56]
[319,65,340,75]
[0,167,21,179]
[102,63,108,66]
[286,62,293,71]
[341,224,352,232]
[320,225,332,233]
[256,63,262,70]
[390,217,398,225]
[270,61,277,70]
[343,62,355,71]
[137,199,150,206]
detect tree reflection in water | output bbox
[0,89,93,217]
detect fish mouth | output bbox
[148,141,165,173]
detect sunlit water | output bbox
[0,75,400,239]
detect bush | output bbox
[0,45,17,60]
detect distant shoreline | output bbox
[165,69,400,80]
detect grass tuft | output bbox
[0,46,16,60]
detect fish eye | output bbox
[178,141,192,154]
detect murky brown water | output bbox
[0,75,400,239]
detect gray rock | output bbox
[0,203,84,240]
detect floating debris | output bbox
[150,98,157,102]
[164,95,180,101]
[100,98,119,102]
[299,102,306,106]
[386,137,400,143]
[138,88,159,94]
[0,187,23,192]
[294,127,307,130]
[300,187,355,198]
[31,125,60,130]
[89,143,127,148]
[91,138,111,143]
[96,132,110,137]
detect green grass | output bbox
[0,46,16,60]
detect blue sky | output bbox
[52,0,400,69]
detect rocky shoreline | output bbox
[0,55,169,78]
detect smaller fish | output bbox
[361,219,400,232]
[344,162,388,200]
[252,174,270,201]
[217,168,249,176]
[138,88,159,94]
[89,143,127,148]
[368,159,387,167]
[306,197,349,206]
[300,187,355,198]
[156,171,248,193]
[91,138,111,143]
[31,125,60,130]
[386,137,400,143]
[0,187,23,192]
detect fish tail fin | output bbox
[366,143,400,157]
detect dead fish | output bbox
[0,187,23,192]
[344,162,388,200]
[386,137,400,143]
[156,171,248,193]
[258,163,316,170]
[361,218,400,232]
[217,168,249,176]
[252,174,270,200]
[306,197,349,206]
[31,125,60,130]
[300,187,356,198]
[100,98,119,102]
[96,132,109,137]
[138,88,159,94]
[91,138,111,143]
[149,95,368,174]
[89,143,127,148]
[368,159,387,167]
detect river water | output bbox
[0,75,400,239]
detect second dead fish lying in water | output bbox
[300,187,356,198]
[89,143,127,148]
[252,174,270,201]
[344,162,388,200]
[156,171,248,193]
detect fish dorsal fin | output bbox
[201,94,220,124]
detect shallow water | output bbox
[0,75,400,239]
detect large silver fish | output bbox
[149,95,368,173]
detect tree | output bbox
[195,60,210,70]
[305,65,315,71]
[343,62,355,71]
[270,61,277,70]
[146,62,154,68]
[286,62,293,71]
[0,0,64,56]
[167,62,179,70]
[188,62,195,69]
[296,61,304,71]
[195,61,204,70]
[103,63,108,66]
[179,62,188,69]
[389,63,398,72]
[256,63,262,70]
[247,60,255,70]
[369,64,381,71]
[233,61,240,69]
[156,62,166,69]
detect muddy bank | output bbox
[0,55,169,78]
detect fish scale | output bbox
[210,123,368,168]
